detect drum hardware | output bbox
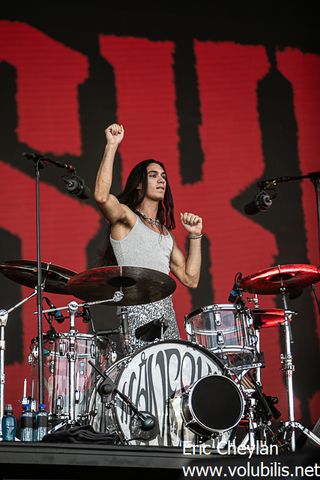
[241,264,320,451]
[119,307,131,356]
[0,290,39,436]
[135,316,168,342]
[236,371,281,450]
[88,359,158,444]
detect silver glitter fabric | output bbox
[118,295,180,354]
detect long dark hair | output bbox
[99,159,175,266]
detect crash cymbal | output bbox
[67,266,176,306]
[251,308,296,329]
[240,264,320,295]
[0,260,76,294]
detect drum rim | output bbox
[120,338,227,371]
[187,374,244,433]
[185,304,239,321]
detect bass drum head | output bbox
[182,374,244,436]
[89,339,241,447]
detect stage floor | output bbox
[0,442,319,479]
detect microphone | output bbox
[62,173,91,199]
[137,411,156,431]
[228,272,243,303]
[23,152,76,172]
[98,378,115,396]
[244,190,273,215]
[44,297,65,323]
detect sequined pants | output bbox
[117,295,180,354]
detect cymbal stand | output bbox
[278,286,320,451]
[0,290,37,438]
[67,301,78,423]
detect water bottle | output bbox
[35,403,48,441]
[20,404,34,442]
[1,404,17,441]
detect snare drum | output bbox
[29,332,114,421]
[184,304,257,367]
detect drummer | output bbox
[94,123,203,352]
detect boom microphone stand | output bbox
[258,171,320,261]
[23,151,88,406]
[247,172,320,450]
[32,155,45,405]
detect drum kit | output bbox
[0,260,320,452]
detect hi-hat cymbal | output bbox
[67,266,176,306]
[0,260,76,294]
[240,264,320,295]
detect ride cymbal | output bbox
[0,260,76,294]
[67,265,176,306]
[240,264,320,295]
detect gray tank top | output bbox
[110,214,179,354]
[110,214,173,274]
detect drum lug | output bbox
[49,360,55,374]
[59,341,66,356]
[75,390,80,404]
[56,395,64,412]
[217,332,225,346]
[90,343,96,358]
[27,352,34,364]
[79,360,85,376]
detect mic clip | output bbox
[62,173,90,199]
[244,188,277,215]
[228,272,243,303]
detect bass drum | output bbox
[88,339,244,447]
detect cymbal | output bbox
[251,308,295,329]
[67,266,176,306]
[0,260,76,294]
[240,264,320,295]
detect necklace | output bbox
[136,209,161,227]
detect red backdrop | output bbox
[0,16,319,427]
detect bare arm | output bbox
[94,123,134,226]
[169,212,203,288]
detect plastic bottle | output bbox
[35,403,48,441]
[20,404,34,441]
[1,404,17,441]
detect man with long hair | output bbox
[94,123,203,353]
